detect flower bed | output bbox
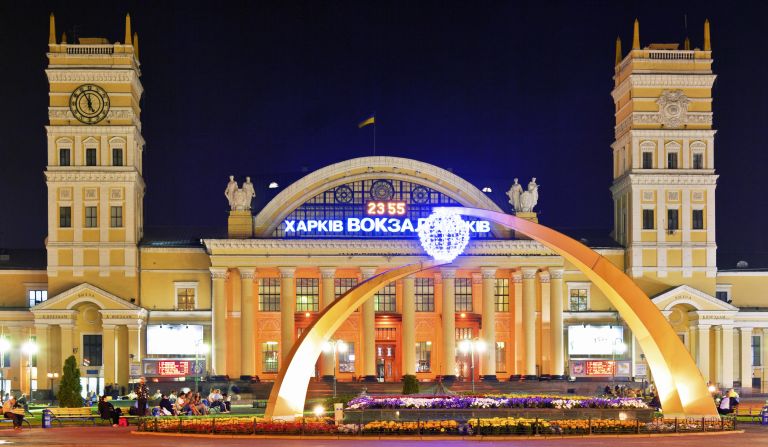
[138,417,337,435]
[346,395,648,410]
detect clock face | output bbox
[69,84,110,124]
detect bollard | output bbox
[253,417,257,435]
[534,418,538,436]
[635,418,640,434]
[178,417,183,433]
[154,417,158,432]
[674,417,678,433]
[702,416,705,432]
[588,417,592,435]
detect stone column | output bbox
[319,267,337,380]
[279,267,296,363]
[34,324,50,393]
[696,324,710,382]
[60,324,74,374]
[480,267,497,380]
[539,272,551,376]
[102,324,116,386]
[402,275,416,376]
[9,327,24,393]
[360,267,378,382]
[521,267,538,379]
[762,329,768,393]
[512,272,523,377]
[721,325,734,388]
[549,269,565,379]
[127,323,142,378]
[739,327,753,390]
[240,269,256,376]
[441,268,457,380]
[210,267,229,376]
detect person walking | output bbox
[135,377,149,416]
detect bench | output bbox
[0,416,31,429]
[48,407,96,426]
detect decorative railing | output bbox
[647,50,695,60]
[65,45,115,55]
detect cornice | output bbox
[611,73,717,101]
[48,107,141,129]
[611,172,718,194]
[44,169,144,185]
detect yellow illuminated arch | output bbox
[265,208,718,419]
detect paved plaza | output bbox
[0,425,762,446]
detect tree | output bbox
[402,374,419,395]
[57,355,82,407]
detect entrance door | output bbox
[80,377,104,399]
[376,344,397,382]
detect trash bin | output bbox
[42,409,52,429]
[761,406,768,425]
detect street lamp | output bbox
[22,340,38,401]
[322,340,347,398]
[458,338,487,394]
[47,372,59,403]
[194,340,209,393]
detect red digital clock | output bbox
[366,201,406,216]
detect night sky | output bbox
[1,1,767,266]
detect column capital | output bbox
[521,267,538,279]
[101,324,117,331]
[549,268,564,280]
[126,322,143,330]
[697,324,711,330]
[720,324,735,331]
[512,273,522,283]
[239,269,255,280]
[210,267,229,280]
[59,323,75,330]
[539,272,551,283]
[440,267,457,279]
[34,323,50,330]
[360,267,377,279]
[319,267,337,279]
[738,326,754,334]
[278,267,296,278]
[480,267,497,279]
[402,274,416,283]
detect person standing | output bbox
[135,377,149,416]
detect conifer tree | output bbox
[57,355,82,407]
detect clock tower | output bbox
[44,13,145,300]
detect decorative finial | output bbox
[704,19,711,51]
[632,19,640,50]
[49,13,56,45]
[124,13,132,46]
[133,32,139,60]
[684,36,690,50]
[615,36,622,66]
[61,32,67,45]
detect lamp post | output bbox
[47,372,59,403]
[458,338,487,394]
[322,340,347,398]
[0,337,9,395]
[22,340,38,402]
[194,340,209,394]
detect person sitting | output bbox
[98,395,122,427]
[2,397,24,430]
[159,394,175,416]
[174,393,187,415]
[718,395,734,415]
[222,392,231,413]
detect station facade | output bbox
[0,16,766,398]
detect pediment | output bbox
[31,283,143,312]
[651,285,738,312]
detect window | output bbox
[715,291,729,302]
[85,206,98,228]
[667,152,678,169]
[0,350,9,368]
[642,151,653,169]
[112,148,123,166]
[296,278,319,312]
[496,341,507,373]
[176,287,195,310]
[262,342,279,373]
[375,327,396,340]
[110,206,123,228]
[667,209,679,231]
[455,327,473,340]
[416,341,432,372]
[59,206,72,228]
[692,209,704,230]
[495,278,509,312]
[752,335,761,367]
[455,278,473,312]
[569,288,589,311]
[28,290,48,307]
[85,148,97,166]
[338,342,355,372]
[334,278,357,299]
[258,278,281,311]
[415,278,434,312]
[59,148,71,166]
[693,152,704,169]
[82,334,103,367]
[642,209,654,230]
[374,282,396,312]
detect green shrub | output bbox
[402,375,419,395]
[57,355,83,407]
[323,394,356,410]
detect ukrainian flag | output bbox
[358,115,375,128]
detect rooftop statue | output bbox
[225,175,255,211]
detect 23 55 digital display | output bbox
[366,201,406,216]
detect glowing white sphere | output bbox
[417,209,471,262]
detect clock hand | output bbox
[85,94,94,112]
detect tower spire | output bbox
[133,32,139,60]
[632,19,640,50]
[684,37,690,50]
[704,19,711,51]
[48,13,56,45]
[124,13,132,46]
[615,37,622,66]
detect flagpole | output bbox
[373,117,376,156]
